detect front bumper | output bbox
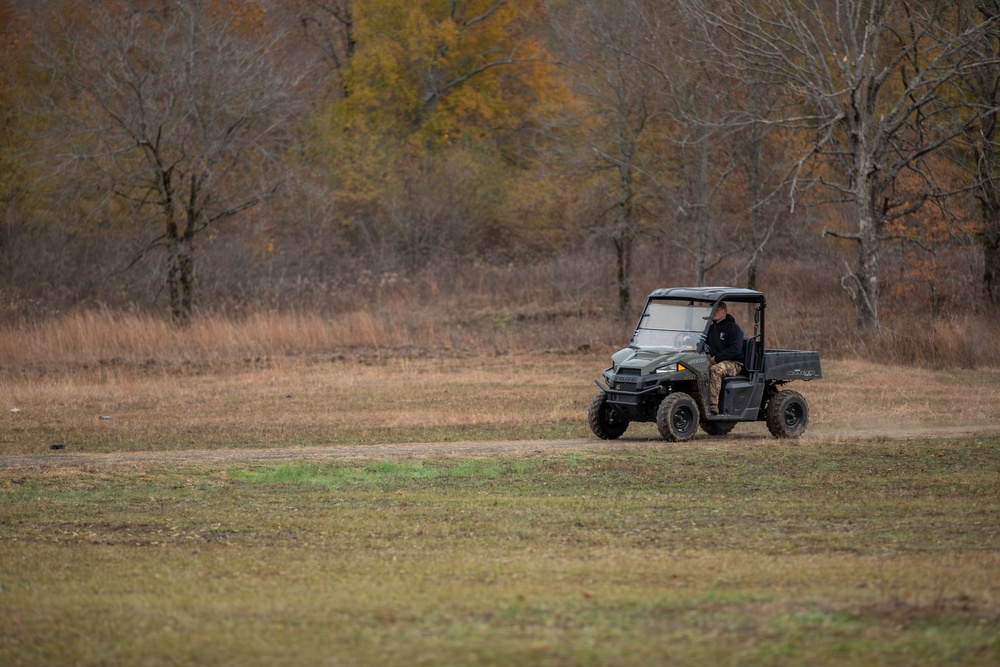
[594,378,663,404]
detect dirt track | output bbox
[3,425,999,471]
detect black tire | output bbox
[656,392,700,442]
[588,393,629,440]
[700,420,737,436]
[766,390,809,438]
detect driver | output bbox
[707,301,744,415]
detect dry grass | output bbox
[0,353,593,455]
[1,351,999,458]
[811,358,1000,432]
[0,310,429,367]
[3,284,1000,374]
[2,342,999,665]
[0,308,621,369]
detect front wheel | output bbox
[588,393,629,440]
[766,390,809,438]
[656,392,700,442]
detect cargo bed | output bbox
[763,350,822,381]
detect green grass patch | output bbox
[228,459,546,490]
[2,439,999,666]
[231,460,442,488]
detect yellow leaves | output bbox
[337,0,564,147]
[403,5,458,64]
[447,87,495,122]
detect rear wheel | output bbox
[588,393,629,440]
[656,393,700,442]
[766,390,809,438]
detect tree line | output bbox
[1,0,997,332]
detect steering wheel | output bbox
[674,332,697,348]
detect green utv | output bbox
[589,287,822,441]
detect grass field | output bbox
[1,353,999,665]
[2,353,999,456]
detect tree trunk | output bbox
[848,74,881,334]
[165,219,195,327]
[695,128,710,286]
[975,130,1000,304]
[854,169,881,333]
[974,1,1000,306]
[615,235,631,320]
[985,226,1000,305]
[854,217,880,332]
[615,162,635,320]
[746,121,763,292]
[974,71,1000,305]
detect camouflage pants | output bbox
[709,359,743,409]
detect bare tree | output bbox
[32,0,311,325]
[547,0,656,319]
[956,0,1000,305]
[733,86,787,291]
[636,2,743,288]
[578,0,792,292]
[692,0,1000,332]
[293,0,355,96]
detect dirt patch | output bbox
[0,438,605,470]
[852,594,1000,628]
[3,426,999,471]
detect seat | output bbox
[719,335,760,414]
[742,334,760,374]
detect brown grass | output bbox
[2,319,998,665]
[1,349,998,458]
[0,307,622,370]
[0,310,420,367]
[2,299,999,375]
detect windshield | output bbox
[631,299,713,350]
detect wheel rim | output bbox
[673,405,694,434]
[606,408,622,425]
[783,402,802,427]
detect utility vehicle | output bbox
[589,287,821,441]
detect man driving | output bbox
[706,301,744,415]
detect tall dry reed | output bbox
[1,252,997,371]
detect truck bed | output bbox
[763,350,822,381]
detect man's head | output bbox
[712,302,728,323]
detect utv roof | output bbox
[647,287,765,303]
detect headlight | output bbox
[655,363,678,374]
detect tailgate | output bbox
[764,350,822,381]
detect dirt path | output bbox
[3,425,999,471]
[0,439,605,470]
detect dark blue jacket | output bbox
[707,314,744,363]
